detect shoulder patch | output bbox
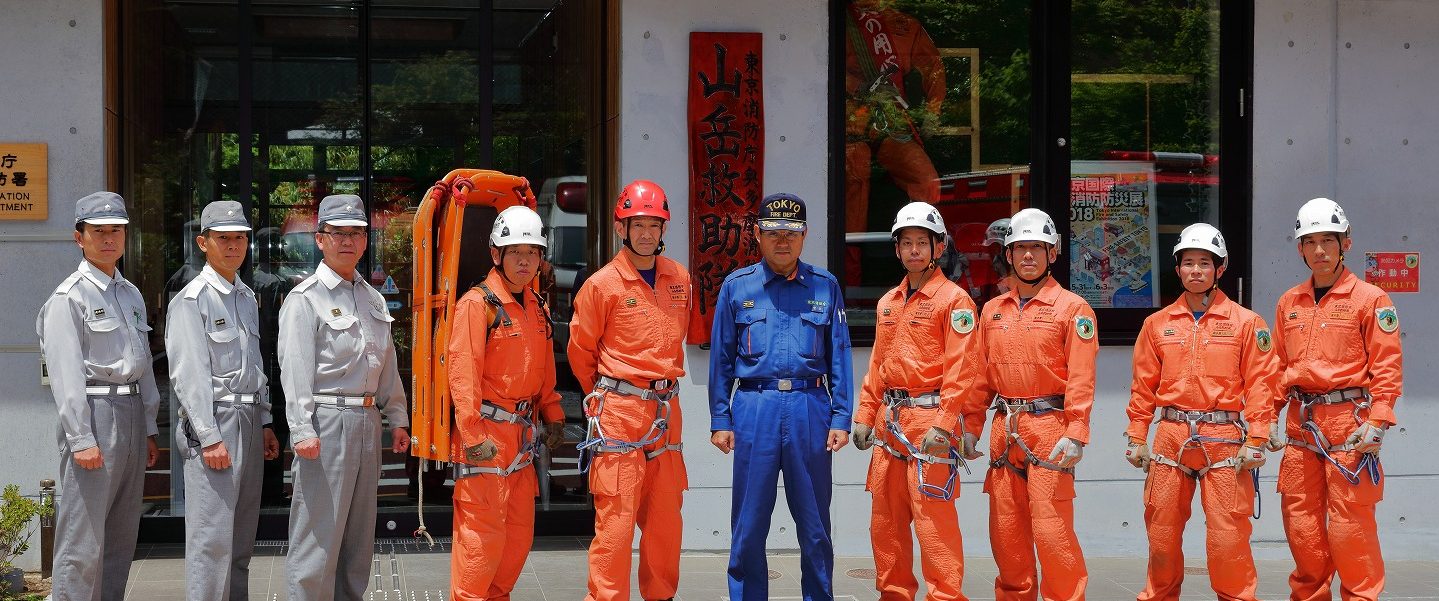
[951,309,975,334]
[1075,315,1096,340]
[1375,306,1399,333]
[1255,328,1273,352]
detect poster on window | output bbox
[687,32,764,345]
[1069,161,1160,309]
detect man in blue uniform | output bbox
[709,193,854,601]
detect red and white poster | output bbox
[687,32,764,345]
[1364,252,1420,293]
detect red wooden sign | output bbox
[688,32,764,344]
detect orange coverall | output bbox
[1274,267,1402,601]
[447,269,564,601]
[844,6,945,233]
[567,252,691,601]
[1127,290,1281,601]
[969,277,1096,601]
[856,269,984,601]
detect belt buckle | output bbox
[778,380,793,391]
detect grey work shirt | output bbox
[166,264,271,447]
[278,262,408,443]
[36,261,162,451]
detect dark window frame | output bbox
[830,0,1255,346]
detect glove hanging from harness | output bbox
[1290,387,1383,486]
[870,389,968,501]
[575,376,677,473]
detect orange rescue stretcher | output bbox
[410,168,539,464]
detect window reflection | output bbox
[1070,0,1221,309]
[842,0,1032,335]
[124,0,603,521]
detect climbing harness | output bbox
[1147,406,1262,519]
[871,389,967,501]
[1289,386,1383,486]
[454,400,539,479]
[988,394,1073,478]
[576,376,678,472]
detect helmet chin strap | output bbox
[621,219,664,257]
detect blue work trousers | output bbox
[727,387,835,601]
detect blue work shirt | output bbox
[708,259,854,432]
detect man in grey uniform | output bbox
[167,200,282,600]
[280,194,411,600]
[37,192,161,601]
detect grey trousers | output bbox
[180,401,264,601]
[286,405,381,601]
[51,394,146,601]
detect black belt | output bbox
[1295,386,1369,405]
[737,377,826,392]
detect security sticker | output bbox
[951,309,975,334]
[1256,328,1273,352]
[1075,315,1096,340]
[1376,306,1399,333]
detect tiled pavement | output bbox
[120,537,1439,600]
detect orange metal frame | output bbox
[410,168,538,462]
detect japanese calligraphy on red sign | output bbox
[1364,252,1420,293]
[688,32,764,344]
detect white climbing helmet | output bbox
[490,205,547,248]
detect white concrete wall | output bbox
[614,0,868,554]
[1249,0,1439,560]
[0,0,107,571]
[623,0,1439,562]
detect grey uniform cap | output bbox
[317,194,368,227]
[75,191,130,225]
[201,200,252,232]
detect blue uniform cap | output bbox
[757,193,807,232]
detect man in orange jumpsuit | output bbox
[844,0,945,233]
[1273,198,1402,601]
[447,206,567,600]
[969,208,1095,601]
[852,202,984,601]
[568,180,690,601]
[1125,223,1281,601]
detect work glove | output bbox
[1236,444,1266,472]
[465,439,498,463]
[1048,437,1084,469]
[961,432,983,460]
[1345,421,1387,454]
[1125,439,1150,471]
[919,427,953,454]
[543,421,565,450]
[851,423,875,451]
[1265,422,1287,452]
